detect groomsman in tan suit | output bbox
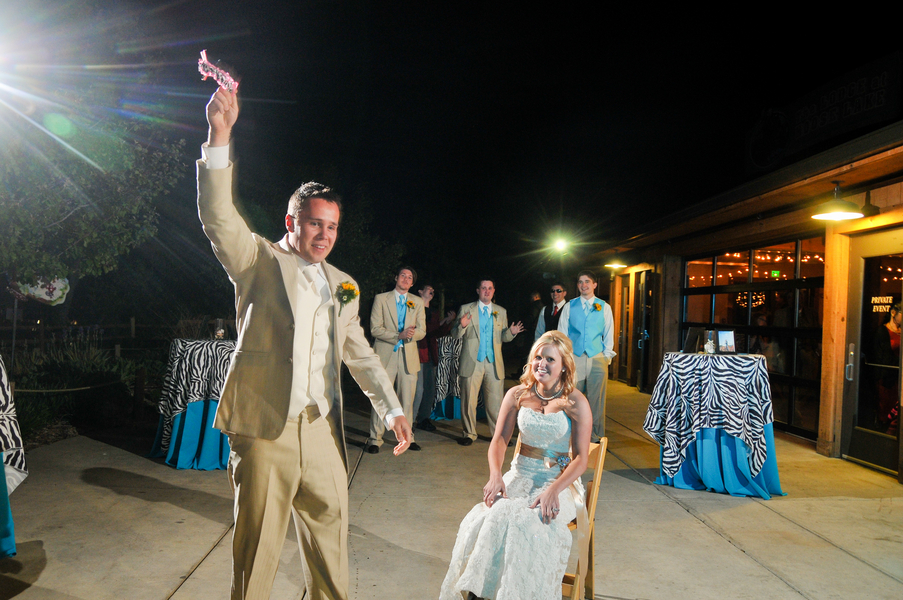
[367,267,426,452]
[452,279,525,445]
[200,87,411,600]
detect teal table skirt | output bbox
[656,423,785,500]
[431,396,486,422]
[1,452,15,559]
[150,399,229,470]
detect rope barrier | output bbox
[13,379,125,394]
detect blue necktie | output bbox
[394,296,406,351]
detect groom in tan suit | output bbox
[452,279,524,445]
[367,266,426,452]
[200,88,412,600]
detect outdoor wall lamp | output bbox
[812,182,864,220]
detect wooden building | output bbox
[595,120,903,481]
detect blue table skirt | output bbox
[1,452,15,559]
[150,399,230,471]
[430,396,486,422]
[656,423,785,500]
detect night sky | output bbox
[3,1,901,314]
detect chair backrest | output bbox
[583,438,608,523]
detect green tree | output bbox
[0,117,186,287]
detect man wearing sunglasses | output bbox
[533,282,568,341]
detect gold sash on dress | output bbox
[516,443,590,594]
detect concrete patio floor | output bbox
[2,380,902,599]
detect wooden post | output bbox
[818,224,849,457]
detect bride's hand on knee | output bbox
[530,489,560,524]
[483,476,506,507]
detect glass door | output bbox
[842,228,903,478]
[634,270,656,392]
[617,274,630,382]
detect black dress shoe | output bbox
[365,444,380,454]
[417,419,437,432]
[457,437,474,446]
[408,442,422,451]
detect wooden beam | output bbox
[818,223,849,457]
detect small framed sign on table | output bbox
[716,330,736,354]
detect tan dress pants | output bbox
[575,353,609,440]
[228,407,348,600]
[460,358,503,440]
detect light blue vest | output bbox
[477,305,495,363]
[568,297,606,357]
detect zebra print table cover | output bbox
[157,339,235,454]
[435,336,462,407]
[644,353,774,478]
[1,353,27,493]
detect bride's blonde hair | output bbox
[516,331,577,407]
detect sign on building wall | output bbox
[747,53,902,173]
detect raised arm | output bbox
[206,87,239,147]
[197,88,262,281]
[452,305,471,339]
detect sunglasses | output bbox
[551,289,564,293]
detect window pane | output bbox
[800,236,825,279]
[734,332,750,353]
[763,290,794,328]
[798,288,823,327]
[685,294,711,323]
[714,293,748,325]
[752,242,796,282]
[796,337,821,381]
[750,306,790,374]
[794,387,819,432]
[686,258,714,288]
[771,383,791,425]
[716,251,749,285]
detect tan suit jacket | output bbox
[370,291,426,374]
[452,302,515,380]
[196,161,400,465]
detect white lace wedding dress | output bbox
[440,407,577,600]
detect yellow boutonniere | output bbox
[406,300,415,309]
[335,281,359,316]
[593,303,602,312]
[492,311,498,318]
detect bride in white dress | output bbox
[440,331,593,600]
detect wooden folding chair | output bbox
[562,437,608,600]
[511,435,609,600]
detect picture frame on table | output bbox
[716,330,737,354]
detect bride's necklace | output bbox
[532,382,564,406]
